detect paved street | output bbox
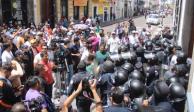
[103,15,174,34]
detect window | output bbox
[93,6,97,18]
[84,5,88,17]
[74,6,79,20]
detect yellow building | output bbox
[89,0,116,22]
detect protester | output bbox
[25,76,48,112]
[0,64,18,112]
[39,51,54,98]
[107,32,120,54]
[1,43,14,66]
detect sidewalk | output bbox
[101,15,143,27]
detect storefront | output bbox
[73,0,88,20]
[1,0,28,26]
[62,0,68,18]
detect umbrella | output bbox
[73,24,89,30]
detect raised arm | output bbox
[90,79,103,112]
[63,81,83,112]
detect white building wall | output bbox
[177,0,194,54]
[115,0,125,19]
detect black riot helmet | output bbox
[176,52,187,64]
[166,76,180,86]
[121,63,134,74]
[114,70,129,86]
[147,53,158,65]
[129,70,145,82]
[136,47,144,57]
[130,52,137,65]
[169,83,186,102]
[128,79,145,98]
[174,64,188,77]
[154,80,170,99]
[145,40,153,51]
[101,60,115,73]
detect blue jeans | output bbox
[67,64,73,86]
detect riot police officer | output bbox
[97,60,115,106]
[149,80,173,112]
[174,64,189,89]
[169,83,186,112]
[121,62,134,74]
[67,61,93,112]
[123,79,146,111]
[143,54,160,86]
[129,70,145,83]
[113,70,129,86]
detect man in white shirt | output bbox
[129,31,139,45]
[33,45,48,66]
[86,17,92,26]
[107,32,120,54]
[1,43,14,66]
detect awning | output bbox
[74,0,88,6]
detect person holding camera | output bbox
[25,76,48,112]
[63,38,74,86]
[67,61,93,112]
[8,59,24,99]
[64,79,103,112]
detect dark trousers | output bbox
[45,83,53,98]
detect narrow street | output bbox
[103,15,173,35]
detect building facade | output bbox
[0,0,135,26]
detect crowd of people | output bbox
[0,16,190,112]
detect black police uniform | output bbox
[144,65,160,86]
[67,71,93,112]
[0,77,18,112]
[150,98,173,112]
[104,105,132,112]
[70,44,80,73]
[97,73,114,106]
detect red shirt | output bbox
[40,60,54,84]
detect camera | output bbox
[23,97,44,112]
[82,75,94,90]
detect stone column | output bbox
[88,0,93,17]
[56,0,62,22]
[34,0,41,25]
[79,6,84,19]
[27,0,34,23]
[68,0,74,18]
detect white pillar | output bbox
[34,0,41,26]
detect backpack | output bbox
[41,93,56,112]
